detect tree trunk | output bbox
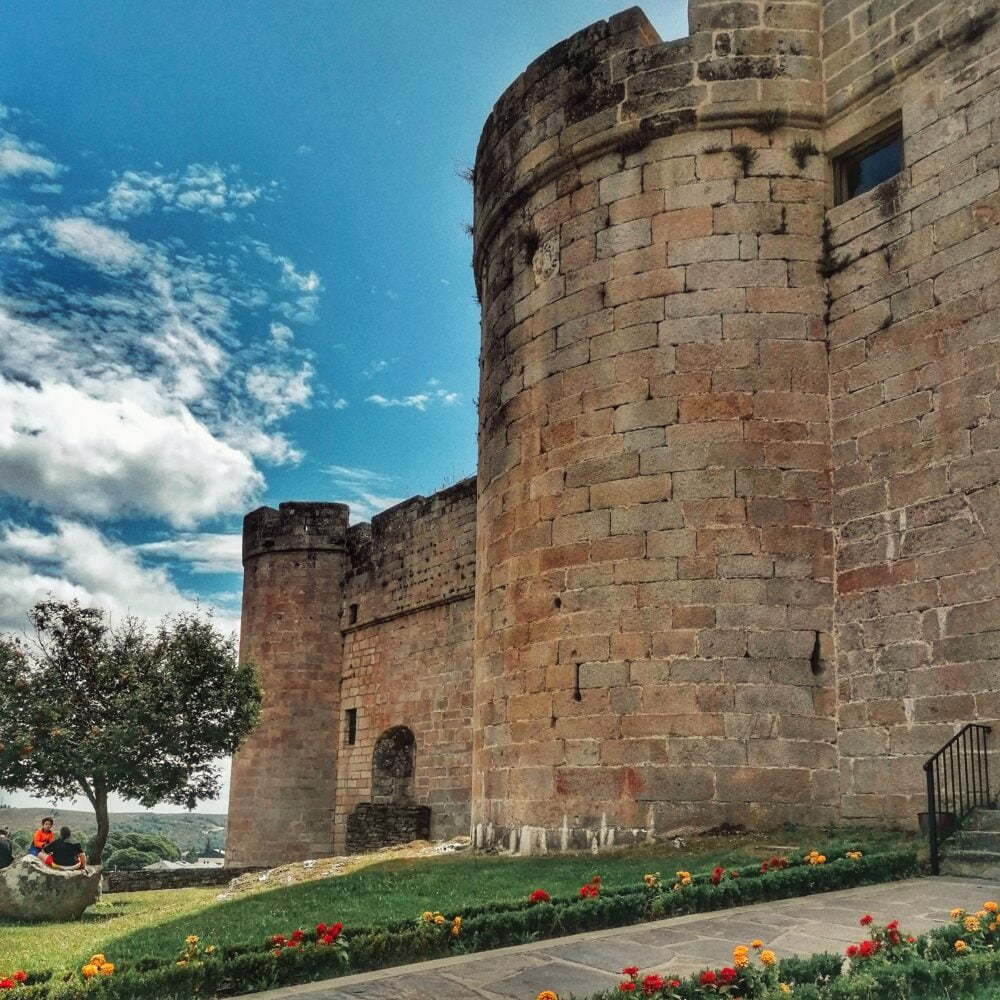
[91,781,110,865]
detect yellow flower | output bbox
[990,922,998,933]
[81,965,98,979]
[846,851,862,860]
[537,992,559,1000]
[90,955,105,966]
[984,901,998,913]
[99,964,114,976]
[751,939,764,950]
[733,946,749,968]
[205,945,216,955]
[964,915,981,933]
[951,908,965,919]
[954,939,968,953]
[176,960,188,967]
[451,916,462,937]
[185,934,199,945]
[434,914,446,925]
[421,911,434,922]
[760,949,777,966]
[780,985,792,995]
[644,873,659,886]
[976,909,989,919]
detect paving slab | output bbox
[251,876,1000,1000]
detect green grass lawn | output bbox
[1,827,916,976]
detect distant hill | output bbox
[0,807,227,854]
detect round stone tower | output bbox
[226,502,350,866]
[471,1,836,850]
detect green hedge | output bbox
[14,846,921,999]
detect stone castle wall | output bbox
[227,0,1000,866]
[334,479,476,850]
[824,3,1000,824]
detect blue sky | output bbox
[0,1,686,810]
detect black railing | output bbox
[923,723,993,875]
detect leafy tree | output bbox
[103,847,158,871]
[0,600,261,864]
[89,830,182,862]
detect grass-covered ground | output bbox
[2,827,916,976]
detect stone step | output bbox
[940,852,1000,880]
[968,809,1000,832]
[952,830,1000,852]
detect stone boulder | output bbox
[0,858,102,921]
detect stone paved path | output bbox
[252,876,1000,1000]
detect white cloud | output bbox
[365,388,460,410]
[0,519,239,634]
[0,135,58,178]
[331,397,348,410]
[269,322,293,348]
[337,491,405,524]
[244,362,314,422]
[99,164,263,221]
[46,216,144,272]
[322,466,402,523]
[136,532,243,574]
[362,359,391,377]
[366,392,430,410]
[324,465,393,485]
[279,258,321,294]
[0,376,263,528]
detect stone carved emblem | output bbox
[532,235,560,284]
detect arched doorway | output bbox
[371,726,415,803]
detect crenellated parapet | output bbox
[242,501,350,562]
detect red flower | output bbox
[529,889,551,904]
[579,883,600,898]
[846,945,859,958]
[700,970,717,986]
[327,922,343,940]
[13,974,27,984]
[907,936,916,943]
[270,934,285,945]
[669,981,681,988]
[316,923,327,935]
[720,967,737,983]
[641,974,664,994]
[761,861,770,873]
[886,920,899,931]
[621,967,640,976]
[0,981,14,991]
[619,983,636,993]
[711,865,724,885]
[291,929,304,941]
[859,940,877,958]
[859,915,873,926]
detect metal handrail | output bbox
[923,723,993,875]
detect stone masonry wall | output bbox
[333,479,476,852]
[227,504,349,867]
[826,8,1000,825]
[471,2,840,852]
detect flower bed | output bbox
[534,896,1000,1000]
[9,845,920,999]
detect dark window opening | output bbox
[834,121,903,204]
[348,603,358,625]
[345,708,357,745]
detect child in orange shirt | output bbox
[28,817,55,857]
